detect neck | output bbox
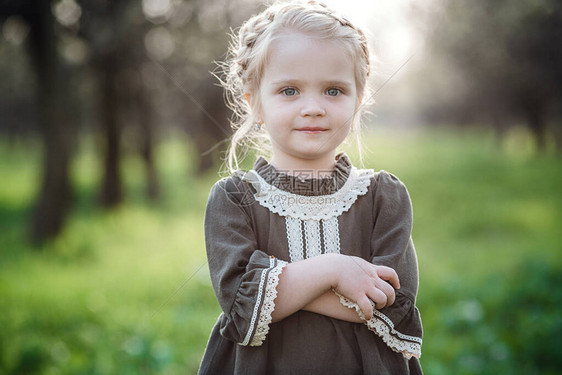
[269,152,338,178]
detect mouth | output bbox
[296,127,328,134]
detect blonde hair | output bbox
[218,0,373,173]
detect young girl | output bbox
[199,1,423,373]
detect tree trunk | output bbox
[194,79,231,174]
[98,52,123,207]
[27,0,75,246]
[136,80,160,201]
[526,104,547,152]
[553,125,562,155]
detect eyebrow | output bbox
[270,79,354,87]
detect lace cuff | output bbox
[241,257,287,346]
[334,291,422,359]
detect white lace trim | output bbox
[249,258,288,346]
[322,217,340,254]
[286,217,340,262]
[286,217,304,262]
[243,167,374,221]
[304,220,322,258]
[241,258,270,346]
[334,291,422,359]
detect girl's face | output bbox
[253,32,361,167]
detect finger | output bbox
[375,265,400,289]
[375,280,396,306]
[357,296,374,320]
[367,287,388,310]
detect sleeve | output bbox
[204,176,287,347]
[335,171,423,359]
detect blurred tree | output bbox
[0,0,260,243]
[146,0,257,174]
[428,0,562,150]
[0,0,77,245]
[0,15,37,144]
[190,74,231,174]
[77,0,160,206]
[134,71,160,200]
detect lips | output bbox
[297,127,328,133]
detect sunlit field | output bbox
[0,126,560,374]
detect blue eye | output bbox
[326,88,341,96]
[282,88,297,96]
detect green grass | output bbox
[0,126,561,374]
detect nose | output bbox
[300,96,326,117]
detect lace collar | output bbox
[242,154,374,221]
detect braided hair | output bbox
[219,0,372,173]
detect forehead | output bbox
[262,32,355,85]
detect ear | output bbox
[244,93,252,106]
[245,92,263,124]
[356,96,363,110]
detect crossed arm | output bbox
[271,253,400,323]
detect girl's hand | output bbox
[330,254,400,320]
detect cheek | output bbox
[336,99,358,118]
[263,101,291,120]
[257,95,276,121]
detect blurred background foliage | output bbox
[0,0,561,374]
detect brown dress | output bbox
[198,152,423,374]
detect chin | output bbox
[294,149,331,161]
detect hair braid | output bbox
[293,1,371,78]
